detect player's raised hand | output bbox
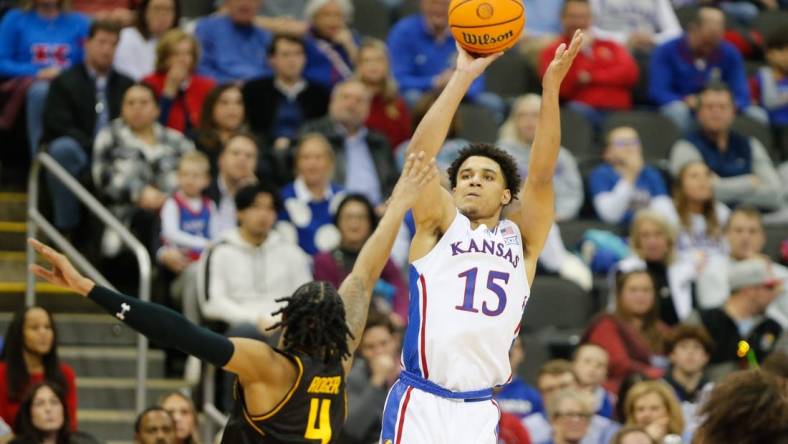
[389,151,438,212]
[455,43,503,79]
[28,238,94,296]
[543,29,584,91]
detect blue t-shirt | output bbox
[303,30,358,88]
[0,9,89,78]
[495,378,545,420]
[589,163,668,226]
[194,15,272,83]
[754,68,788,126]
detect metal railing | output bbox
[26,152,151,413]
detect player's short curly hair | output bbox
[446,143,522,201]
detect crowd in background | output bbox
[1,0,788,443]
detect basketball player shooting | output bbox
[28,152,437,444]
[379,30,584,443]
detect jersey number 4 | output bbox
[456,268,509,316]
[305,398,332,444]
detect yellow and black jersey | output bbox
[221,350,347,444]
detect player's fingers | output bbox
[29,238,58,264]
[401,152,415,177]
[553,43,567,60]
[29,264,57,282]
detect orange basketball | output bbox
[448,0,526,55]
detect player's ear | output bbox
[501,189,512,206]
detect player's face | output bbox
[136,411,176,444]
[453,156,511,221]
[681,162,713,203]
[669,338,709,375]
[632,392,668,428]
[635,220,669,263]
[573,346,608,387]
[551,398,591,441]
[161,395,196,442]
[619,273,655,318]
[23,308,54,356]
[725,213,765,260]
[30,385,64,433]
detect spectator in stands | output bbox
[387,0,503,117]
[301,79,397,205]
[71,0,137,26]
[355,38,412,150]
[134,407,176,444]
[539,0,640,128]
[302,0,358,88]
[572,344,615,419]
[689,258,784,380]
[114,0,180,81]
[497,413,533,444]
[623,381,685,444]
[159,392,200,444]
[205,132,259,237]
[341,312,400,444]
[662,324,713,435]
[160,151,217,267]
[92,83,195,256]
[590,127,672,226]
[693,370,788,444]
[198,183,311,408]
[751,30,788,130]
[698,207,788,327]
[546,389,596,444]
[649,7,768,132]
[589,0,681,52]
[670,84,785,210]
[611,210,696,326]
[40,20,133,237]
[498,94,583,221]
[279,133,344,255]
[496,336,545,421]
[143,30,215,136]
[0,307,76,432]
[313,194,408,319]
[9,381,98,444]
[584,270,668,393]
[524,360,619,444]
[0,417,10,441]
[194,0,272,83]
[609,426,656,444]
[0,0,90,152]
[196,84,247,176]
[664,160,730,266]
[242,35,330,152]
[518,0,564,63]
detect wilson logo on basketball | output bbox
[461,29,515,46]
[476,3,494,19]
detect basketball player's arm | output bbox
[407,46,502,231]
[510,31,584,284]
[339,153,437,375]
[26,239,293,386]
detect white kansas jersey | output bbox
[403,210,531,392]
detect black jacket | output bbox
[299,117,397,199]
[241,76,329,143]
[41,63,134,153]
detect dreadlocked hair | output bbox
[270,281,353,364]
[447,143,522,202]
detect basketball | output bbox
[448,0,526,55]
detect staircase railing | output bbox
[26,152,151,413]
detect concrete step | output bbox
[0,193,26,222]
[60,346,166,379]
[76,377,193,410]
[0,290,106,314]
[0,312,137,346]
[78,409,137,443]
[0,221,25,251]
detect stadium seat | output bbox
[485,50,532,98]
[752,11,788,39]
[560,107,596,163]
[352,0,391,41]
[558,219,624,252]
[522,276,594,333]
[179,0,214,18]
[601,111,681,169]
[457,103,499,143]
[763,225,787,262]
[732,115,777,161]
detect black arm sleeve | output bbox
[87,285,234,367]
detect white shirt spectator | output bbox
[113,27,157,80]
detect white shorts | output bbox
[379,380,501,444]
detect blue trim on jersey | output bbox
[399,370,493,402]
[402,265,423,377]
[380,380,409,441]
